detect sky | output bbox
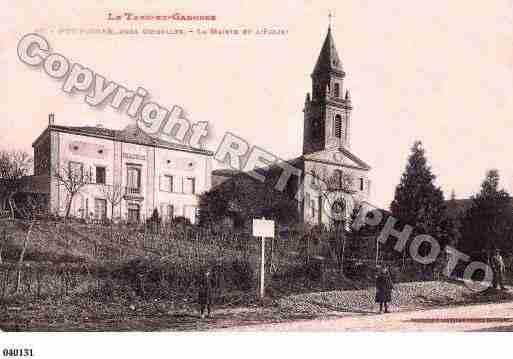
[2,0,513,209]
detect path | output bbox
[224,301,513,331]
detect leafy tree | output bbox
[199,171,298,229]
[460,169,513,260]
[198,187,229,226]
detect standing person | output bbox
[490,249,506,290]
[375,266,393,313]
[198,269,213,319]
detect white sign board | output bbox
[252,219,275,238]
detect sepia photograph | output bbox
[1,0,513,357]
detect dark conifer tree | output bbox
[390,141,454,255]
[460,169,513,260]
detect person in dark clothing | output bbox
[375,266,393,313]
[198,269,213,319]
[490,249,506,290]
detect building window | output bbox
[334,169,343,188]
[161,175,174,192]
[127,203,140,223]
[310,170,320,188]
[68,161,84,180]
[312,119,321,139]
[195,207,200,224]
[167,204,174,221]
[360,177,365,191]
[334,83,340,98]
[127,167,141,193]
[184,205,197,224]
[94,198,107,220]
[334,114,342,138]
[184,177,196,194]
[96,166,106,184]
[318,196,323,223]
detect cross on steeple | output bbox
[328,11,333,29]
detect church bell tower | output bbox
[303,26,353,155]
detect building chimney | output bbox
[48,113,55,125]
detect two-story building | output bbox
[31,115,213,223]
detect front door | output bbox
[127,203,140,223]
[94,199,107,220]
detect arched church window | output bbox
[334,83,340,98]
[312,119,320,139]
[334,169,343,188]
[334,114,342,138]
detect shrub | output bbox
[230,259,253,291]
[172,216,192,227]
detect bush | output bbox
[172,216,192,227]
[230,259,253,291]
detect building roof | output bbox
[301,146,371,171]
[211,168,241,177]
[313,27,344,76]
[33,123,213,156]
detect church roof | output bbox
[302,146,371,171]
[313,27,344,75]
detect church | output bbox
[298,25,372,225]
[210,25,372,228]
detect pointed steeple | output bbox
[312,27,344,76]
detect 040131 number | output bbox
[2,349,33,357]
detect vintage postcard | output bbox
[1,0,513,357]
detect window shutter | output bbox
[177,176,182,193]
[168,204,174,220]
[105,167,109,185]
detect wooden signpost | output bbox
[252,218,275,299]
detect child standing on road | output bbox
[375,266,393,313]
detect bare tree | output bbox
[99,183,124,222]
[99,183,124,242]
[308,168,356,225]
[13,195,46,294]
[53,162,92,221]
[307,168,357,273]
[0,150,33,218]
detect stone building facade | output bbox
[31,116,213,223]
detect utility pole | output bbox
[260,234,265,299]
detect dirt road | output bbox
[224,301,513,331]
